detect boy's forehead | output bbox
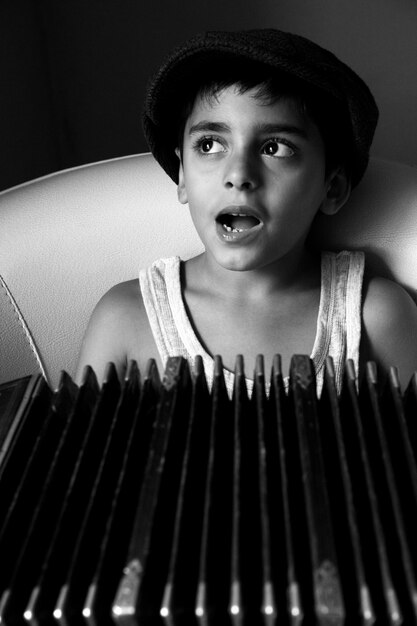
[186,85,311,132]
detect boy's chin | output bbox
[209,249,271,273]
[206,241,308,274]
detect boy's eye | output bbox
[262,139,295,158]
[197,138,225,154]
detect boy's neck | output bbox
[186,246,321,301]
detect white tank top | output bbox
[139,251,364,396]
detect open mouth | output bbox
[216,212,261,233]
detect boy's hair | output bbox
[143,29,379,188]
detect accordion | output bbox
[0,354,417,626]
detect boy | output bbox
[75,29,417,394]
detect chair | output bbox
[1,153,416,388]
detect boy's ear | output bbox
[320,167,351,216]
[175,148,188,205]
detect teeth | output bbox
[223,224,243,233]
[218,211,260,234]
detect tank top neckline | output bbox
[164,255,329,383]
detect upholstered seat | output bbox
[1,153,416,388]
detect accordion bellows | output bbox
[0,354,417,626]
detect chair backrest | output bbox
[1,153,416,388]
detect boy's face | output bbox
[177,85,341,272]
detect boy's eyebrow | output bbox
[256,122,309,138]
[188,121,230,135]
[187,120,309,138]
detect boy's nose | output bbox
[223,152,260,191]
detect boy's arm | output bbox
[361,276,417,390]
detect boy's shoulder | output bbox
[362,273,417,387]
[87,279,144,334]
[91,278,151,342]
[362,273,416,328]
[75,279,154,384]
[97,278,141,312]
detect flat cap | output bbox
[143,29,378,187]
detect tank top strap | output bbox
[312,250,365,395]
[139,257,189,366]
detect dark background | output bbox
[1,0,416,192]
